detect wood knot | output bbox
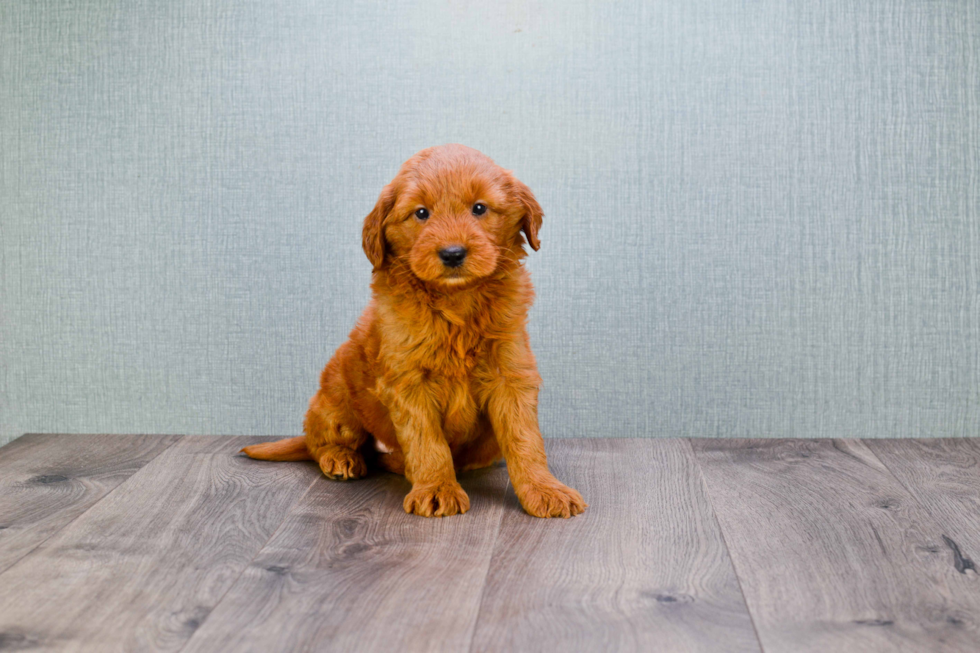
[339,543,372,558]
[942,535,978,575]
[29,474,69,485]
[176,606,211,634]
[0,632,40,649]
[854,619,893,627]
[642,591,694,605]
[335,519,360,537]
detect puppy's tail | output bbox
[241,436,313,462]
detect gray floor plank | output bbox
[692,438,980,653]
[0,433,181,574]
[0,436,320,653]
[470,439,761,653]
[5,436,977,652]
[181,465,510,653]
[866,439,980,575]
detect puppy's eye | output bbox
[414,208,430,221]
[472,203,488,216]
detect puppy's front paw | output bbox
[317,446,367,481]
[516,480,587,518]
[403,481,470,517]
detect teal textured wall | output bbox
[2,1,978,445]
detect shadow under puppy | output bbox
[244,144,586,518]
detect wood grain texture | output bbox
[692,438,980,653]
[0,436,319,653]
[181,465,510,653]
[470,439,761,653]
[866,439,980,576]
[4,435,979,652]
[0,433,181,574]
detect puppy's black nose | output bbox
[438,245,467,268]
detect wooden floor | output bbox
[0,436,978,652]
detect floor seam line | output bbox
[0,434,186,579]
[465,473,512,653]
[175,469,321,653]
[686,437,768,653]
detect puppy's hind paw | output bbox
[403,481,470,517]
[517,481,587,518]
[317,446,367,481]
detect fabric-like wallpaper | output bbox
[2,0,978,446]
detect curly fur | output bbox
[243,144,586,518]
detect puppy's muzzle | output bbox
[438,245,467,268]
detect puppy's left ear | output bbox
[510,176,543,251]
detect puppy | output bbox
[243,144,586,518]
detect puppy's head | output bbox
[362,144,543,287]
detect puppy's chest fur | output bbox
[376,278,527,440]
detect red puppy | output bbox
[243,144,586,518]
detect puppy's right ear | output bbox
[362,183,396,270]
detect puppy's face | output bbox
[362,145,543,287]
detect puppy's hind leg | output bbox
[372,442,405,475]
[304,387,368,481]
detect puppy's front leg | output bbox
[385,378,469,517]
[482,367,587,518]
